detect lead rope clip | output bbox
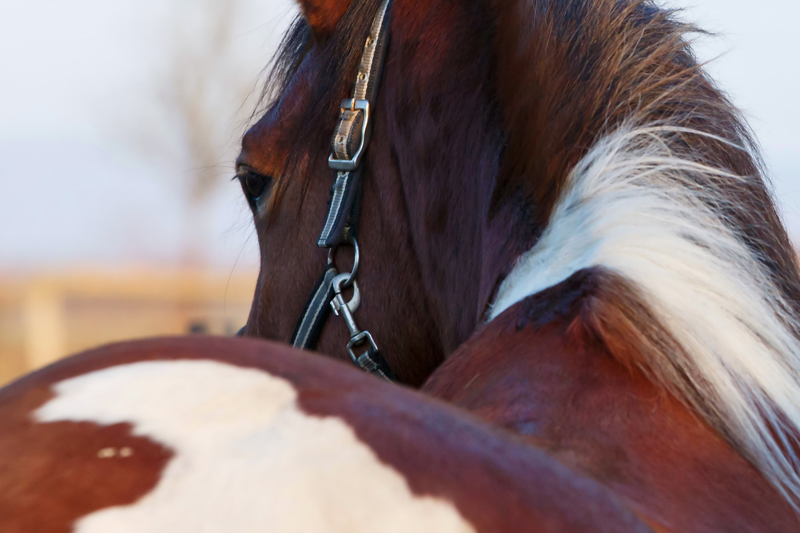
[330,273,380,368]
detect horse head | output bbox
[237,0,529,385]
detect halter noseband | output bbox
[289,0,396,382]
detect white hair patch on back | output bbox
[34,360,475,533]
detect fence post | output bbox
[22,281,66,371]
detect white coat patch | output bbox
[35,360,475,533]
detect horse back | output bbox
[0,336,647,533]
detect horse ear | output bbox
[297,0,351,38]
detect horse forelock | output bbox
[487,0,800,513]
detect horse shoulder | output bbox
[0,336,647,533]
[424,269,800,532]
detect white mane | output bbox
[491,124,800,510]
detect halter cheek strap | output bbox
[319,0,392,247]
[290,0,396,382]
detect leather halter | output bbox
[289,0,396,382]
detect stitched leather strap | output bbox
[318,0,393,247]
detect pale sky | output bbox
[0,0,797,272]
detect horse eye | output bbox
[245,173,267,199]
[237,170,272,209]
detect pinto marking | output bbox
[491,124,800,510]
[35,360,474,533]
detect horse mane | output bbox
[489,0,800,511]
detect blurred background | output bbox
[0,0,797,385]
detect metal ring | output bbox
[327,237,360,286]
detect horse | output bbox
[2,0,800,530]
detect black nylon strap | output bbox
[317,170,362,247]
[354,348,396,381]
[290,265,338,350]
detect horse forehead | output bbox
[239,107,295,176]
[27,360,474,533]
[240,58,318,174]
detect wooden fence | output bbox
[0,269,257,386]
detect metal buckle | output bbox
[328,99,370,171]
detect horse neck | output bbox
[373,0,544,357]
[422,281,800,531]
[378,125,538,358]
[416,0,800,516]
